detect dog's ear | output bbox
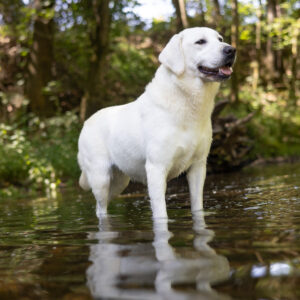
[158,34,184,76]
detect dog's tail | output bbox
[79,171,90,191]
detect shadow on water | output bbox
[0,162,300,299]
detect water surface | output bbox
[1,163,300,299]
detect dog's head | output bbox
[159,27,236,82]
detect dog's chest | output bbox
[167,124,211,180]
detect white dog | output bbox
[78,27,236,219]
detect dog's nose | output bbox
[223,46,236,57]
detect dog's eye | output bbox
[195,39,206,45]
[218,37,223,42]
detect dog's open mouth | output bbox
[198,63,233,79]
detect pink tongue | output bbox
[219,66,233,75]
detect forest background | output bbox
[0,0,299,198]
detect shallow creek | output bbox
[0,163,300,299]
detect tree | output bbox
[212,0,222,31]
[26,0,55,117]
[172,0,189,32]
[80,0,111,120]
[0,0,23,34]
[274,0,284,80]
[230,0,239,103]
[266,0,276,79]
[289,21,299,103]
[198,0,206,26]
[0,0,24,91]
[252,0,262,91]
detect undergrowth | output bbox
[218,84,300,158]
[0,111,80,199]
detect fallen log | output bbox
[208,100,255,173]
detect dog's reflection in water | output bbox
[87,212,230,300]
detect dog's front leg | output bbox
[187,161,207,212]
[146,162,168,219]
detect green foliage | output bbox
[0,123,57,198]
[221,85,300,158]
[266,2,300,50]
[108,39,157,101]
[0,111,80,199]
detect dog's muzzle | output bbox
[197,46,236,80]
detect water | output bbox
[0,163,300,299]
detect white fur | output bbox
[78,27,233,219]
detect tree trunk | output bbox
[0,0,23,34]
[26,0,55,117]
[198,0,206,26]
[289,24,298,104]
[230,0,239,103]
[274,0,284,80]
[212,0,222,31]
[266,0,276,80]
[81,0,111,120]
[172,0,189,32]
[252,0,262,91]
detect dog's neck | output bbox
[146,65,220,122]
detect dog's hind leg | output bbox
[109,167,130,200]
[79,172,90,191]
[87,167,111,218]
